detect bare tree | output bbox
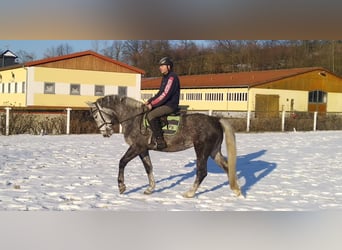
[15,50,36,63]
[43,43,73,58]
[101,40,125,60]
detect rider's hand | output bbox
[143,103,152,111]
[146,103,152,110]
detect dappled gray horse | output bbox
[88,95,241,198]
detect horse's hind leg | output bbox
[183,145,209,198]
[212,147,241,197]
[139,151,155,195]
[211,149,229,174]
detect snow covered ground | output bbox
[1,130,342,211]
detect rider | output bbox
[145,57,180,150]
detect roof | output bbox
[0,49,18,58]
[24,50,145,74]
[141,67,331,89]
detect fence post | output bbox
[5,107,11,136]
[246,110,251,132]
[281,110,286,132]
[66,108,72,135]
[313,111,318,131]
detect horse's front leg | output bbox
[118,145,140,194]
[139,151,155,195]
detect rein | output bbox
[93,102,147,128]
[118,110,148,124]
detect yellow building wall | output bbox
[0,94,26,107]
[27,67,141,108]
[34,67,137,86]
[0,67,27,82]
[33,94,100,108]
[142,87,313,112]
[0,67,27,107]
[327,93,342,112]
[249,88,308,112]
[141,88,249,111]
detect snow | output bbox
[1,130,342,211]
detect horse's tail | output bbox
[219,118,241,196]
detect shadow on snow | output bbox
[125,149,276,197]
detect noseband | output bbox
[92,102,113,130]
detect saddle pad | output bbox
[144,115,181,135]
[162,115,181,135]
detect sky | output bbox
[0,40,95,60]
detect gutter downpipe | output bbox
[246,85,251,132]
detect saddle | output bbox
[144,108,183,135]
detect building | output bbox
[141,67,342,117]
[0,50,145,110]
[0,50,18,68]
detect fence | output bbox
[0,108,99,136]
[1,107,342,135]
[195,110,342,132]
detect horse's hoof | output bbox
[144,188,153,195]
[119,184,126,194]
[233,188,242,197]
[183,191,195,198]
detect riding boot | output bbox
[148,118,167,150]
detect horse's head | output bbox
[87,101,115,137]
[87,95,145,137]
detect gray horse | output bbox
[88,95,241,198]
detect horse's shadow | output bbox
[125,150,276,197]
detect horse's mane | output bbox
[98,95,143,110]
[122,96,144,109]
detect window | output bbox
[118,86,127,97]
[186,93,202,100]
[14,82,18,93]
[22,82,25,93]
[70,84,81,95]
[1,83,4,93]
[44,82,55,94]
[8,83,11,93]
[309,90,327,103]
[205,92,224,101]
[95,85,105,96]
[227,92,248,102]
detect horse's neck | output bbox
[124,97,143,109]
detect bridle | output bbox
[91,102,114,130]
[91,102,148,129]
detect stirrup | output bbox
[156,138,167,150]
[148,137,167,150]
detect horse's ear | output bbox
[85,101,95,107]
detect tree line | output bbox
[14,40,342,77]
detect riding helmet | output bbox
[159,57,173,69]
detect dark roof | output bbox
[0,49,17,58]
[141,67,330,89]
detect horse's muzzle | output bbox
[100,126,113,138]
